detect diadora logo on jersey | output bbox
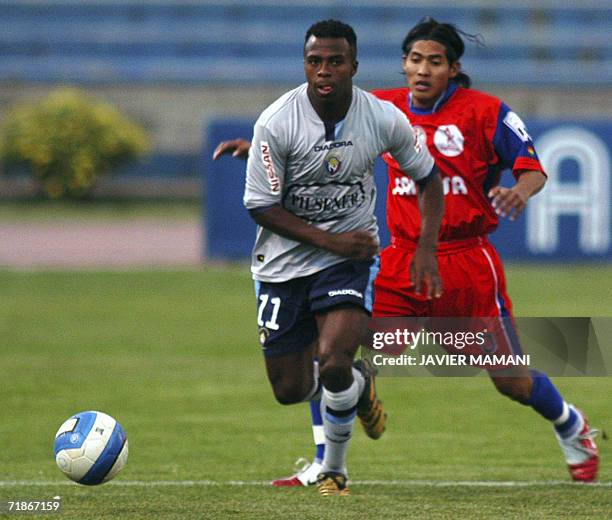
[503,111,532,143]
[392,175,468,196]
[434,125,464,157]
[328,289,363,299]
[313,140,353,152]
[260,141,280,193]
[324,153,342,175]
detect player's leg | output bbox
[314,304,368,496]
[263,341,317,404]
[271,361,325,487]
[308,258,384,496]
[489,363,599,482]
[255,278,326,484]
[489,366,599,481]
[272,356,386,486]
[478,243,599,482]
[255,278,319,403]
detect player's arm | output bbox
[387,110,444,298]
[413,167,444,298]
[212,139,251,161]
[244,124,377,260]
[488,170,545,220]
[249,205,379,260]
[488,104,547,220]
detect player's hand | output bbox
[488,186,528,221]
[410,245,443,299]
[327,230,380,260]
[212,139,251,161]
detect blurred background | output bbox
[0,0,610,266]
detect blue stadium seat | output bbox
[0,1,609,86]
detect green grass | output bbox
[506,264,612,316]
[1,266,611,519]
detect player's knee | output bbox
[268,372,312,405]
[318,352,353,390]
[271,383,307,405]
[493,376,532,402]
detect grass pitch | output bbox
[1,265,611,519]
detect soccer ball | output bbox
[54,411,129,485]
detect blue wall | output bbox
[204,119,612,261]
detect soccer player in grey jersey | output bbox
[245,66,435,283]
[241,20,444,496]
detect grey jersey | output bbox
[244,83,434,282]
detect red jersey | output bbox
[372,84,545,242]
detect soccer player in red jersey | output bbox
[368,18,599,484]
[213,17,599,484]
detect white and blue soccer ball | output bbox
[54,411,129,485]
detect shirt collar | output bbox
[408,81,458,115]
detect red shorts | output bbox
[373,236,522,363]
[375,235,513,318]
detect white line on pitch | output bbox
[1,480,611,488]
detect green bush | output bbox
[0,88,150,199]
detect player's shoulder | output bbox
[454,87,503,112]
[255,83,307,129]
[370,87,409,107]
[355,86,406,122]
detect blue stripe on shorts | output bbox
[364,256,380,313]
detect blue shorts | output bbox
[254,258,380,358]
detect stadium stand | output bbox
[0,1,610,86]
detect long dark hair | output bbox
[401,17,483,88]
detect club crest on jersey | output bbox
[324,153,342,175]
[434,125,464,157]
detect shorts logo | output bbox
[260,141,280,193]
[328,289,363,299]
[258,327,269,345]
[324,153,342,175]
[434,125,464,157]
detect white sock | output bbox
[321,379,360,475]
[303,361,321,402]
[352,366,365,398]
